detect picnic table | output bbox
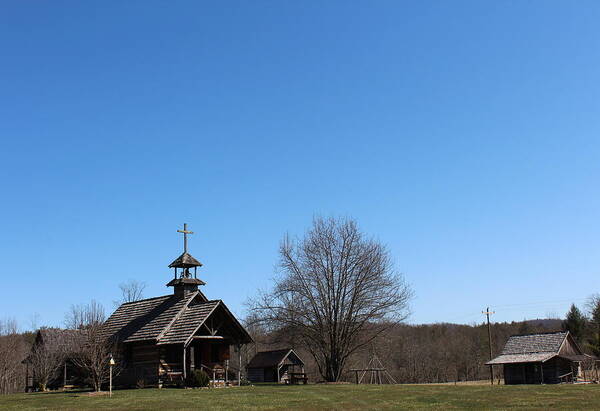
[287,372,308,385]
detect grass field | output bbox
[1,384,599,410]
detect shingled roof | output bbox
[247,349,304,368]
[103,291,251,345]
[169,252,202,268]
[38,328,83,345]
[103,294,193,343]
[159,300,220,344]
[486,331,571,365]
[23,328,85,364]
[501,332,567,355]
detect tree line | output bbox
[0,280,145,394]
[247,317,562,384]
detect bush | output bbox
[186,369,210,387]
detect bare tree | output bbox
[0,319,27,395]
[117,279,146,304]
[29,313,41,332]
[65,300,105,330]
[65,301,116,391]
[72,325,117,391]
[27,329,72,391]
[250,216,412,382]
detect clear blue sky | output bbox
[1,1,600,329]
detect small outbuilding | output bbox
[247,349,306,383]
[486,331,591,384]
[23,328,83,391]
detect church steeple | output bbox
[167,223,205,297]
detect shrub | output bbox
[186,369,210,387]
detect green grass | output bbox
[1,384,599,410]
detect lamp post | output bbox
[109,354,115,398]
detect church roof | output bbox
[159,300,220,344]
[168,252,202,268]
[102,291,251,345]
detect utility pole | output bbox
[482,307,495,385]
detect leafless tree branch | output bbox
[249,216,412,382]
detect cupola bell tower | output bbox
[167,223,205,297]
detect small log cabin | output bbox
[102,225,252,387]
[23,328,83,391]
[246,349,305,383]
[486,331,590,384]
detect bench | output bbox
[166,371,184,385]
[287,372,308,385]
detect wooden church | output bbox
[102,224,252,386]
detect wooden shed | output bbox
[486,331,589,384]
[247,349,305,383]
[23,328,83,391]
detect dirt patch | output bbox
[83,391,109,397]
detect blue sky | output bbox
[1,1,600,329]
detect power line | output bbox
[492,297,588,309]
[440,296,591,323]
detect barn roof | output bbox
[102,291,251,345]
[486,352,556,365]
[247,349,304,368]
[486,331,570,365]
[23,328,84,364]
[38,328,83,344]
[501,332,567,355]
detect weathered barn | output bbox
[247,349,305,383]
[486,331,588,384]
[102,225,252,387]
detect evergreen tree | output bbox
[562,304,586,343]
[587,297,600,356]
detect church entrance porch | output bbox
[159,340,240,386]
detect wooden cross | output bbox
[177,223,194,253]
